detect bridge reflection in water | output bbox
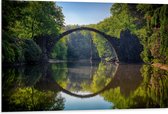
[2,61,168,111]
[43,61,119,99]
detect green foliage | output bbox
[2,40,15,63]
[2,31,25,63]
[50,63,69,89]
[2,31,42,64]
[101,65,168,108]
[2,65,65,111]
[66,31,96,60]
[140,47,153,63]
[2,0,28,31]
[3,60,168,110]
[90,3,168,64]
[135,4,168,64]
[51,38,67,60]
[85,4,137,60]
[3,0,64,39]
[87,62,114,92]
[23,39,42,63]
[88,4,136,38]
[9,87,64,111]
[3,1,168,64]
[91,32,114,59]
[10,87,53,110]
[49,62,168,108]
[102,87,133,109]
[2,0,64,64]
[52,62,117,93]
[139,65,168,107]
[51,25,102,60]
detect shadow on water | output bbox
[2,61,168,111]
[2,64,64,111]
[101,64,168,109]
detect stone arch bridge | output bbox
[35,27,142,63]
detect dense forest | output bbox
[89,4,168,64]
[2,0,64,64]
[2,0,168,65]
[2,1,168,111]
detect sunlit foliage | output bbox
[3,0,64,39]
[51,38,68,60]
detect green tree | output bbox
[50,38,67,60]
[88,3,168,64]
[2,0,65,64]
[135,4,168,64]
[7,1,64,39]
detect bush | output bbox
[2,32,25,64]
[2,31,42,65]
[23,39,42,63]
[2,41,15,63]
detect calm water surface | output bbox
[2,61,168,111]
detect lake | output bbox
[2,61,168,111]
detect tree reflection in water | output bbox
[50,61,118,95]
[101,64,168,108]
[2,65,65,111]
[2,62,168,111]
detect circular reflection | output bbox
[50,61,119,98]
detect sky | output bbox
[56,2,112,25]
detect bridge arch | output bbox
[47,27,120,62]
[54,77,115,98]
[52,63,119,98]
